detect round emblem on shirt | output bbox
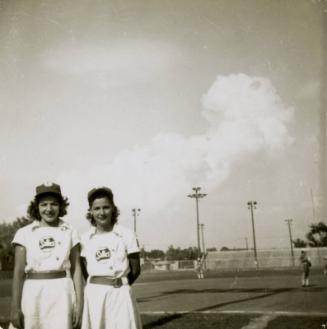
[39,236,56,252]
[95,247,111,261]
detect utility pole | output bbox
[132,208,141,233]
[188,187,207,260]
[245,237,249,250]
[285,219,295,266]
[247,201,258,268]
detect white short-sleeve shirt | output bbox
[80,224,139,278]
[12,220,80,273]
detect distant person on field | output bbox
[323,256,327,275]
[300,250,311,287]
[196,256,205,279]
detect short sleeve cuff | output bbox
[12,230,26,247]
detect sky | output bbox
[0,0,326,251]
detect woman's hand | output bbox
[11,308,24,329]
[73,302,83,329]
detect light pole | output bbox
[285,219,295,266]
[132,208,141,233]
[200,223,206,270]
[188,187,207,259]
[247,201,258,268]
[200,224,206,255]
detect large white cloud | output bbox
[57,73,294,249]
[201,74,294,185]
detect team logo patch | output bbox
[39,236,56,251]
[95,247,111,261]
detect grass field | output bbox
[1,269,327,328]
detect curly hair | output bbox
[86,191,120,226]
[27,194,70,221]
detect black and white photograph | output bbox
[0,1,326,328]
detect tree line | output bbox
[293,222,327,248]
[0,217,31,270]
[140,246,201,261]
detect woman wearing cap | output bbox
[10,183,83,329]
[80,187,142,329]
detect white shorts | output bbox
[82,281,142,329]
[15,278,76,329]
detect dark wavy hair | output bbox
[86,191,120,226]
[27,193,70,221]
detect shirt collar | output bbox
[89,224,120,238]
[31,219,69,231]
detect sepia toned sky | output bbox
[0,0,326,251]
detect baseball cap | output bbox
[87,186,113,205]
[35,182,63,199]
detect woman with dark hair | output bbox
[27,189,70,221]
[10,183,83,329]
[80,187,142,329]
